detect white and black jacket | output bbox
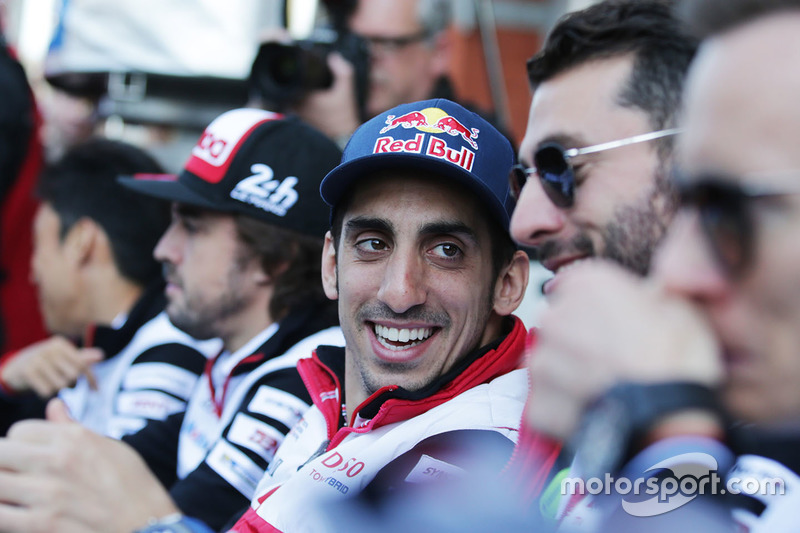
[124,303,344,531]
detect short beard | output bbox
[165,249,256,341]
[167,291,249,341]
[537,168,676,276]
[604,167,676,275]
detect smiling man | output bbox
[509,0,697,293]
[498,0,704,512]
[226,98,530,532]
[517,0,800,530]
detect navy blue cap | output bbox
[320,98,516,230]
[120,108,341,238]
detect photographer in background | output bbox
[253,0,475,148]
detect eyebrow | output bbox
[344,216,394,237]
[419,221,478,244]
[539,132,588,150]
[343,217,478,244]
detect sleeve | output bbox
[107,343,207,438]
[170,367,311,531]
[361,429,517,502]
[122,411,184,489]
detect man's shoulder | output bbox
[406,368,528,436]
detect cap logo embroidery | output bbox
[373,107,478,172]
[230,164,299,217]
[194,131,229,162]
[187,109,281,184]
[377,107,479,149]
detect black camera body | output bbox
[249,29,370,120]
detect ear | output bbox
[492,250,530,316]
[321,231,339,300]
[63,217,102,267]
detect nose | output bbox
[377,247,427,314]
[653,210,730,303]
[510,175,567,247]
[153,221,183,265]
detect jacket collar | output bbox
[84,280,165,358]
[298,316,527,443]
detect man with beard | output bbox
[517,0,800,530]
[499,0,698,502]
[1,110,345,532]
[113,108,345,530]
[509,0,695,285]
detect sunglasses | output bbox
[676,175,800,278]
[510,128,683,207]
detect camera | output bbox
[249,28,370,120]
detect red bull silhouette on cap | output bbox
[320,98,516,231]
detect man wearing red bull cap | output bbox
[223,97,530,532]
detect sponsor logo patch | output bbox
[404,454,465,484]
[116,390,185,420]
[230,164,299,216]
[247,385,310,427]
[207,440,264,498]
[227,413,284,462]
[373,107,479,172]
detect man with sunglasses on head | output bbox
[517,0,800,529]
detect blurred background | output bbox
[0,0,600,331]
[1,0,596,166]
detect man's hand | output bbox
[0,399,179,533]
[0,337,102,398]
[526,260,723,441]
[292,52,361,144]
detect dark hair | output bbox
[234,214,334,321]
[528,0,697,139]
[36,138,168,286]
[677,0,800,38]
[329,172,517,283]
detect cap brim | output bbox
[118,173,219,210]
[320,152,511,228]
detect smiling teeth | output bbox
[374,324,433,346]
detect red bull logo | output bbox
[378,107,480,150]
[374,107,479,172]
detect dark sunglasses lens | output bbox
[534,145,574,207]
[685,183,751,276]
